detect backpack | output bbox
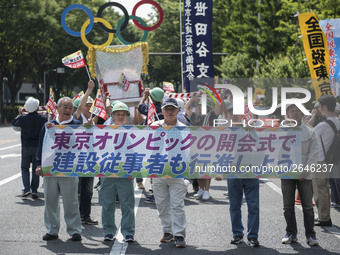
[320,119,340,165]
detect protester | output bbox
[138,87,165,124]
[184,94,224,199]
[313,95,340,227]
[35,97,82,241]
[329,103,340,209]
[151,98,187,248]
[99,102,135,242]
[281,103,319,246]
[138,87,165,200]
[12,97,47,198]
[307,102,326,127]
[225,104,260,247]
[72,80,98,225]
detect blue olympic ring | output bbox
[61,4,94,37]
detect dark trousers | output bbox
[79,177,94,219]
[281,179,315,237]
[21,146,39,193]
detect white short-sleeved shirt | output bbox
[314,117,340,161]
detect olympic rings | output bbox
[116,16,148,45]
[61,1,163,47]
[81,18,114,48]
[97,2,129,34]
[132,0,164,32]
[61,4,94,37]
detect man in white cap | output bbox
[12,97,47,198]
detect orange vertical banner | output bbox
[299,12,333,99]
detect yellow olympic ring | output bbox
[81,17,114,48]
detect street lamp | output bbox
[43,68,65,104]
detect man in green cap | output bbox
[138,87,165,125]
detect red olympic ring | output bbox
[132,0,164,32]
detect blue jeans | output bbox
[79,177,94,219]
[21,146,39,193]
[227,178,259,239]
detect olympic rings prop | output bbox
[61,1,164,47]
[61,4,94,37]
[97,2,129,34]
[81,18,114,48]
[132,0,164,32]
[116,16,148,45]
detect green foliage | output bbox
[3,105,20,123]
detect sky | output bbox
[105,0,154,19]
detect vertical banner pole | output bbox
[179,0,184,93]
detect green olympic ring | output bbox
[116,15,149,45]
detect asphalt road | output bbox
[0,126,339,255]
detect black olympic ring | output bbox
[96,2,129,34]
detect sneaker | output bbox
[194,188,204,199]
[306,236,319,246]
[247,237,260,247]
[160,233,174,243]
[282,234,297,244]
[230,236,243,244]
[94,181,101,189]
[104,234,114,241]
[202,190,210,200]
[71,233,82,241]
[125,235,135,243]
[145,195,155,204]
[331,202,340,208]
[21,191,31,197]
[137,182,145,189]
[43,233,58,241]
[315,219,332,226]
[81,217,98,225]
[31,193,38,199]
[174,236,186,248]
[223,191,229,197]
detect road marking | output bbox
[0,172,21,187]
[0,144,20,151]
[110,179,145,255]
[263,179,340,241]
[0,153,21,159]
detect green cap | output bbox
[150,87,164,102]
[112,102,130,116]
[111,100,122,108]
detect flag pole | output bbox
[85,65,92,81]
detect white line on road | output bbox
[0,144,20,151]
[263,179,340,241]
[0,172,21,187]
[0,153,21,159]
[110,179,145,255]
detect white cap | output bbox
[24,97,39,113]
